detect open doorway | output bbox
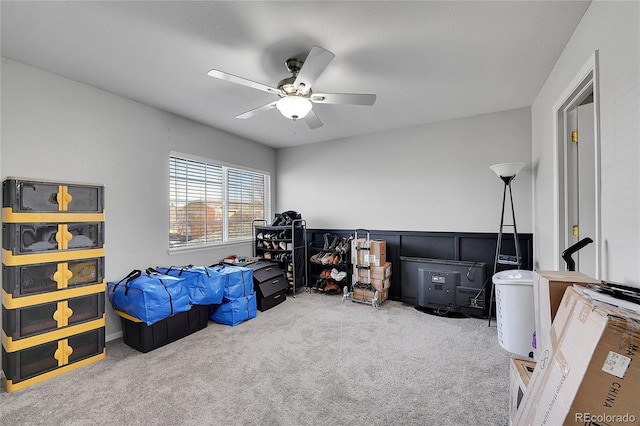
[554,52,601,277]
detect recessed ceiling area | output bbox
[0,1,591,148]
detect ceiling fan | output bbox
[207,45,376,129]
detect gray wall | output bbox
[0,58,277,341]
[532,1,640,286]
[276,107,532,233]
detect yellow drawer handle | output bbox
[56,185,73,211]
[55,224,72,250]
[53,263,73,289]
[54,340,73,366]
[53,301,73,327]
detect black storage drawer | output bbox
[257,287,287,312]
[2,327,106,386]
[254,274,288,298]
[252,264,284,282]
[3,292,105,342]
[3,179,104,213]
[244,261,288,312]
[254,275,288,312]
[2,222,104,255]
[3,258,105,299]
[119,304,209,353]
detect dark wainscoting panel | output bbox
[400,235,456,259]
[306,228,533,310]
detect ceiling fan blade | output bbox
[304,110,323,129]
[208,69,284,96]
[293,45,335,93]
[310,93,376,106]
[235,101,278,119]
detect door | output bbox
[566,100,596,277]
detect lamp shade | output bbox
[489,162,526,178]
[276,96,312,120]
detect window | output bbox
[169,154,270,249]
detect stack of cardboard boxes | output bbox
[509,357,536,422]
[351,238,391,304]
[510,271,640,425]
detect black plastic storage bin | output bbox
[3,292,105,343]
[2,327,106,391]
[3,179,104,213]
[117,304,209,353]
[3,257,105,300]
[2,222,104,255]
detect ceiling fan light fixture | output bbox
[276,96,312,120]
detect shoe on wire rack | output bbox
[324,280,341,293]
[336,236,353,254]
[310,251,324,264]
[327,235,339,251]
[331,268,347,282]
[320,253,333,265]
[323,233,332,250]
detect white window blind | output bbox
[169,155,269,249]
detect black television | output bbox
[400,257,487,317]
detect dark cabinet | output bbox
[244,261,288,311]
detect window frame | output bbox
[169,151,271,253]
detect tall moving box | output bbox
[509,358,536,424]
[514,286,640,425]
[532,270,599,360]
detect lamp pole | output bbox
[487,162,525,327]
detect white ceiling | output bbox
[1,1,591,149]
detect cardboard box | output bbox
[371,278,391,292]
[351,274,389,291]
[351,238,367,265]
[514,286,640,425]
[533,270,600,359]
[371,262,392,280]
[352,287,388,305]
[369,240,386,266]
[509,358,536,424]
[352,266,369,283]
[350,238,386,266]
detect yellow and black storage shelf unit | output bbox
[1,178,106,393]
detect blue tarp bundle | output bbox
[154,265,224,305]
[107,270,191,326]
[209,293,257,326]
[209,264,253,301]
[208,264,256,326]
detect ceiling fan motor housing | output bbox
[284,58,304,75]
[278,76,298,95]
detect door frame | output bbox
[552,51,601,275]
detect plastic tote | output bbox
[493,270,535,358]
[107,270,191,326]
[209,293,257,326]
[154,265,224,305]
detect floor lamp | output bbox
[487,162,526,326]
